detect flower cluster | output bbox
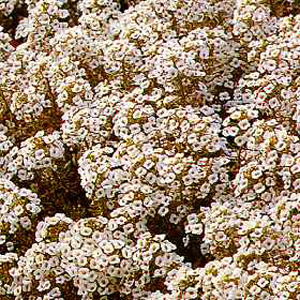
[0,0,299,299]
[9,216,185,299]
[0,178,42,254]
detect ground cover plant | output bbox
[0,0,299,299]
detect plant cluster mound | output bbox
[0,0,299,299]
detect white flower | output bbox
[264,84,275,94]
[264,59,277,72]
[200,105,214,116]
[257,277,269,288]
[199,48,209,59]
[20,216,32,229]
[260,291,270,300]
[200,182,210,193]
[58,9,69,19]
[121,246,132,259]
[238,119,250,130]
[155,256,167,268]
[234,136,246,147]
[49,146,64,158]
[161,240,176,252]
[135,167,147,177]
[123,223,134,235]
[77,256,87,267]
[164,172,176,183]
[39,14,50,25]
[230,111,241,120]
[14,205,24,216]
[100,241,114,254]
[158,206,169,217]
[269,97,280,108]
[287,282,298,293]
[35,149,45,160]
[153,268,166,278]
[108,255,120,265]
[262,238,275,250]
[200,242,210,255]
[169,214,180,224]
[80,227,93,237]
[251,169,263,179]
[191,223,203,235]
[97,256,109,268]
[291,164,300,174]
[249,284,261,295]
[186,287,198,299]
[187,213,198,224]
[214,231,227,242]
[78,267,90,279]
[281,89,292,100]
[280,154,294,166]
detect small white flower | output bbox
[14,205,24,216]
[280,154,294,166]
[58,9,69,19]
[121,246,132,259]
[263,83,275,94]
[35,149,45,160]
[251,169,263,179]
[230,111,241,120]
[169,214,180,224]
[260,291,270,300]
[200,242,210,255]
[77,256,87,267]
[72,84,83,93]
[153,268,166,278]
[291,164,300,174]
[187,213,198,224]
[257,277,269,288]
[100,241,114,254]
[80,227,93,237]
[190,223,203,235]
[164,172,176,183]
[78,267,90,279]
[215,231,227,242]
[234,136,246,147]
[262,238,275,251]
[239,237,250,248]
[49,146,63,159]
[20,216,31,229]
[264,59,277,72]
[269,97,280,108]
[275,140,286,151]
[155,256,167,267]
[39,14,50,25]
[97,256,109,267]
[199,48,209,59]
[238,119,250,130]
[135,167,147,177]
[108,255,120,265]
[161,240,176,252]
[186,287,198,299]
[249,284,261,295]
[287,282,298,293]
[281,89,292,100]
[158,206,169,217]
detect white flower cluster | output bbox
[10,216,185,299]
[0,0,299,299]
[3,130,65,182]
[0,179,42,253]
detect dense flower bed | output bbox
[0,0,299,299]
